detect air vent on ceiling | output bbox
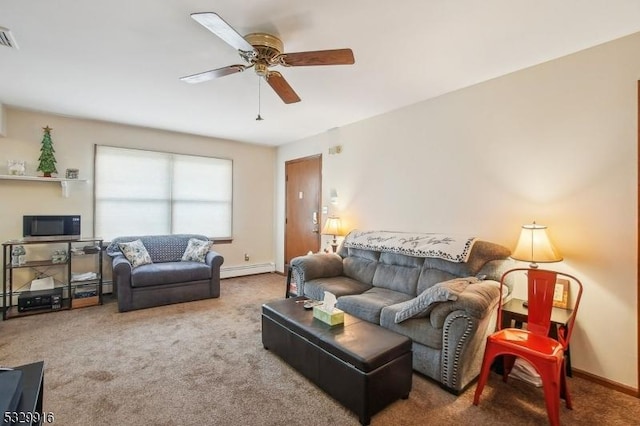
[0,26,19,49]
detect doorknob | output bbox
[312,211,318,225]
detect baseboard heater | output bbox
[220,262,275,278]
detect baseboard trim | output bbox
[572,368,639,398]
[220,262,275,279]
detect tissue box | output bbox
[313,305,344,326]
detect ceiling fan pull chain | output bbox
[256,76,264,121]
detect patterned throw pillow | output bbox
[118,239,153,268]
[181,238,212,263]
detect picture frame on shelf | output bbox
[7,160,26,176]
[553,278,570,309]
[65,168,79,179]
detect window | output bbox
[94,145,232,241]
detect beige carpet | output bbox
[0,273,638,425]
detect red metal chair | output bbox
[473,268,583,426]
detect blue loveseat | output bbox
[106,234,224,312]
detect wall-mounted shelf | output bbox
[0,174,87,197]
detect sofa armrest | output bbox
[440,309,497,392]
[112,254,132,280]
[205,250,224,269]
[111,254,133,311]
[428,280,500,328]
[205,250,224,298]
[290,253,343,280]
[289,253,343,297]
[432,280,501,391]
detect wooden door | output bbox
[285,155,322,268]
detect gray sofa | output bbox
[106,234,224,312]
[289,230,512,393]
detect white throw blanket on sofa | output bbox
[342,230,477,263]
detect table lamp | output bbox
[322,217,343,252]
[510,221,563,307]
[511,221,562,268]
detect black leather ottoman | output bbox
[262,297,412,425]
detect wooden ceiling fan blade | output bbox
[190,12,256,54]
[266,71,301,104]
[180,65,247,84]
[281,48,355,66]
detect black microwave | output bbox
[23,215,81,238]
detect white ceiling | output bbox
[2,1,640,146]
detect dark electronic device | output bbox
[17,287,63,312]
[23,215,80,238]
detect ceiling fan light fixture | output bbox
[254,62,269,77]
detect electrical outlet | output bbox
[244,253,250,261]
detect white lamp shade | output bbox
[511,223,562,264]
[322,217,343,236]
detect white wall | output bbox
[277,32,640,389]
[0,107,276,275]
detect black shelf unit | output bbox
[2,237,103,320]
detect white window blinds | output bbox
[94,145,232,241]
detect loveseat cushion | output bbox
[181,238,213,263]
[337,287,413,324]
[131,261,211,288]
[107,234,209,263]
[118,239,152,268]
[304,276,371,301]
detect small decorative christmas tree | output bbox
[37,126,58,177]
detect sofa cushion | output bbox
[181,238,212,263]
[393,277,479,323]
[372,252,423,295]
[131,261,211,288]
[337,287,413,324]
[118,239,152,268]
[342,248,379,284]
[304,276,371,301]
[415,241,510,293]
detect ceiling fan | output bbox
[181,12,355,104]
